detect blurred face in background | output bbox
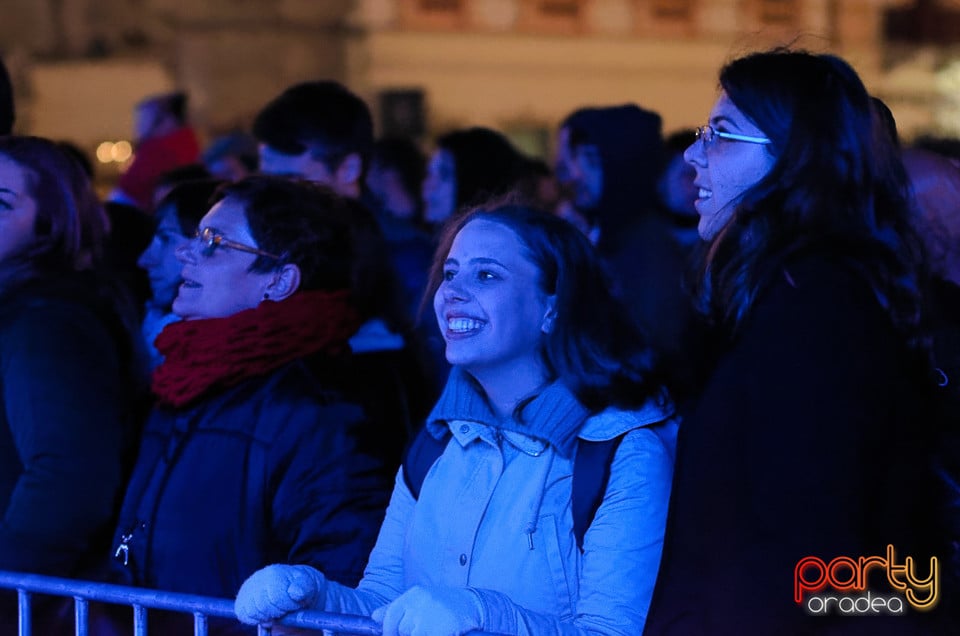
[422,149,457,225]
[138,203,191,309]
[366,161,418,221]
[134,100,176,143]
[657,153,699,219]
[258,144,335,184]
[0,154,38,265]
[207,155,253,182]
[554,126,603,210]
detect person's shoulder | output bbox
[578,398,679,481]
[255,357,356,407]
[750,250,886,329]
[579,393,677,443]
[0,276,106,334]
[776,251,872,298]
[192,359,367,444]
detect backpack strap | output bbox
[402,424,628,551]
[402,425,452,499]
[572,435,625,551]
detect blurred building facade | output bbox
[0,0,955,164]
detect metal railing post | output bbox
[0,569,513,636]
[193,611,208,636]
[74,596,88,636]
[133,603,147,636]
[17,589,29,636]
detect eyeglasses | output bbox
[193,226,283,260]
[695,125,771,146]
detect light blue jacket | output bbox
[322,371,678,634]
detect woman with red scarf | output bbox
[103,177,396,627]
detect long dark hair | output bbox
[425,204,662,412]
[699,49,927,358]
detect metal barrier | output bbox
[0,570,379,635]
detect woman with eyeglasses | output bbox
[644,50,944,634]
[99,176,397,632]
[0,137,143,586]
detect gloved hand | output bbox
[234,564,327,625]
[372,585,484,636]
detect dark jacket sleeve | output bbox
[265,388,392,587]
[0,301,125,575]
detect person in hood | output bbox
[556,104,704,401]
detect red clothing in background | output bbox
[117,126,200,211]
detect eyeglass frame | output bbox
[695,124,771,146]
[193,226,285,261]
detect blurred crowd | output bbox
[0,47,957,635]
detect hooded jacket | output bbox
[561,104,663,242]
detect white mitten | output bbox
[372,585,484,636]
[234,564,327,625]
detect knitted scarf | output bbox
[152,289,362,408]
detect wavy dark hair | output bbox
[424,204,663,412]
[699,49,927,358]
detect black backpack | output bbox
[402,425,627,551]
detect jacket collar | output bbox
[426,367,589,458]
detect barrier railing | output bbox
[0,570,378,635]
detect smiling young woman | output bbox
[235,204,679,635]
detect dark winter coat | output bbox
[645,253,944,635]
[109,354,393,599]
[0,273,136,577]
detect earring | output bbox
[263,292,270,300]
[542,310,557,334]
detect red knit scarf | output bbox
[152,289,362,408]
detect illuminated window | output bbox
[537,0,581,18]
[420,0,463,9]
[651,0,693,21]
[518,0,585,34]
[639,0,697,37]
[400,0,468,30]
[757,0,797,26]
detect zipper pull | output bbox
[113,522,145,567]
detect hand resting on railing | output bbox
[370,585,483,636]
[236,565,489,636]
[235,563,328,624]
